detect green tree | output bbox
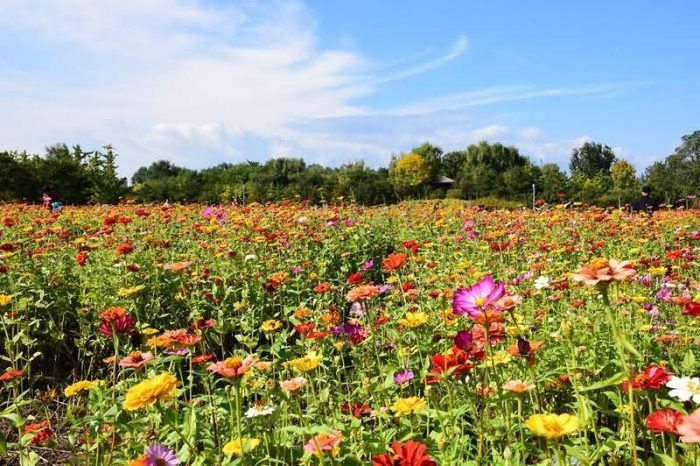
[569,142,617,178]
[610,159,639,206]
[538,163,569,202]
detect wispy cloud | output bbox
[381,82,639,115]
[376,36,469,83]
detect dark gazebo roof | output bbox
[430,175,455,186]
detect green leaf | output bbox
[0,432,6,454]
[580,371,626,392]
[682,350,697,374]
[655,453,677,466]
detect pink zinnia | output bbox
[452,276,505,318]
[207,356,257,379]
[304,430,342,455]
[119,351,154,368]
[678,409,700,443]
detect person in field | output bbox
[42,185,63,212]
[630,186,659,214]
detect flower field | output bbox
[1,201,700,465]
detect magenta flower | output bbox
[394,369,414,385]
[145,444,179,466]
[452,276,505,317]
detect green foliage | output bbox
[0,144,125,204]
[4,130,700,207]
[645,130,700,204]
[569,141,617,178]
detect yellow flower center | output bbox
[474,297,486,306]
[223,357,243,369]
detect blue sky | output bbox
[0,0,697,177]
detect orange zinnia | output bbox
[346,284,380,302]
[572,258,635,286]
[382,253,407,272]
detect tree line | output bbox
[1,130,698,207]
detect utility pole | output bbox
[532,184,536,210]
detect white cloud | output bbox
[0,0,639,177]
[376,35,469,83]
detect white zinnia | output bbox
[666,376,700,403]
[245,404,276,418]
[534,276,550,290]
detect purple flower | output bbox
[349,302,364,318]
[393,369,414,385]
[454,330,473,351]
[452,276,505,317]
[467,230,478,240]
[201,206,214,218]
[292,266,302,274]
[332,322,365,340]
[378,284,393,295]
[145,444,179,466]
[637,275,653,287]
[516,338,531,356]
[656,287,672,302]
[345,218,355,227]
[165,348,190,356]
[510,271,533,286]
[361,260,374,271]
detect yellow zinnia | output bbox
[397,311,429,328]
[223,437,261,456]
[0,295,11,307]
[117,285,145,297]
[64,380,103,397]
[525,413,579,439]
[391,396,427,416]
[261,319,282,332]
[288,352,322,372]
[123,373,178,411]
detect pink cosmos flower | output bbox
[452,276,505,318]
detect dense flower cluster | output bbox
[1,202,700,464]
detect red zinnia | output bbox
[646,409,684,434]
[347,272,363,284]
[98,307,136,336]
[0,368,23,382]
[341,402,374,418]
[372,440,436,466]
[426,346,474,384]
[115,242,134,256]
[623,365,672,391]
[24,421,53,445]
[76,251,88,266]
[683,302,700,317]
[313,282,331,294]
